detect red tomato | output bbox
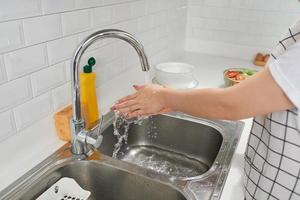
[226,71,239,78]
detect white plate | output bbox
[154,62,198,89]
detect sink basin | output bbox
[100,114,223,178]
[1,158,187,200]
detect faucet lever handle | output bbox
[77,129,103,149]
[86,134,103,149]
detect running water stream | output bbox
[112,112,147,158]
[112,72,152,158]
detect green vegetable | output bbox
[245,69,255,76]
[236,68,255,76]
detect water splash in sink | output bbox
[111,112,209,177]
[121,146,209,177]
[112,111,147,158]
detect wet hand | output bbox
[111,84,172,118]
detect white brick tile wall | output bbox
[0,0,41,22]
[64,60,71,82]
[51,82,71,111]
[131,1,147,18]
[14,92,53,130]
[23,14,62,45]
[283,0,300,12]
[204,0,229,7]
[0,20,24,54]
[230,0,251,8]
[0,56,7,84]
[239,10,264,23]
[31,62,66,96]
[137,15,152,32]
[264,0,282,11]
[4,44,47,80]
[0,110,16,142]
[41,0,75,14]
[62,10,91,36]
[113,20,139,35]
[186,0,300,54]
[75,0,102,9]
[146,0,161,14]
[0,77,32,112]
[112,3,132,23]
[0,0,188,144]
[91,6,113,28]
[47,35,78,65]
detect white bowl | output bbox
[154,62,198,89]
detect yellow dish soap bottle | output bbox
[80,57,99,129]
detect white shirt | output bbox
[244,21,300,200]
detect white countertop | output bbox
[0,52,259,199]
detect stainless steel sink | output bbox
[100,114,223,178]
[0,113,244,200]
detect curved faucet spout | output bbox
[70,29,150,155]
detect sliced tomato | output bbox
[226,71,239,78]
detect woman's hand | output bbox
[111,84,172,118]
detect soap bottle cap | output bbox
[83,57,96,73]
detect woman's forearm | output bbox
[163,88,237,120]
[162,68,293,120]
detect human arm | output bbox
[112,67,293,120]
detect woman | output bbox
[112,21,300,199]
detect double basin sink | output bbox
[0,113,244,200]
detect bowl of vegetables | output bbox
[223,68,257,87]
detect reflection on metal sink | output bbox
[100,114,223,178]
[1,157,187,200]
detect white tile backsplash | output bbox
[13,93,52,130]
[0,110,16,142]
[0,0,41,22]
[62,10,91,36]
[0,77,32,112]
[47,35,78,65]
[112,3,132,23]
[186,0,300,55]
[23,14,62,45]
[131,1,147,18]
[146,0,161,14]
[0,0,187,144]
[64,60,71,82]
[75,0,102,9]
[0,20,24,54]
[0,56,7,84]
[204,0,229,7]
[91,6,112,28]
[31,62,66,96]
[51,82,71,111]
[41,0,75,14]
[238,10,264,23]
[4,44,47,80]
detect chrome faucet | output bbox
[70,29,150,155]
